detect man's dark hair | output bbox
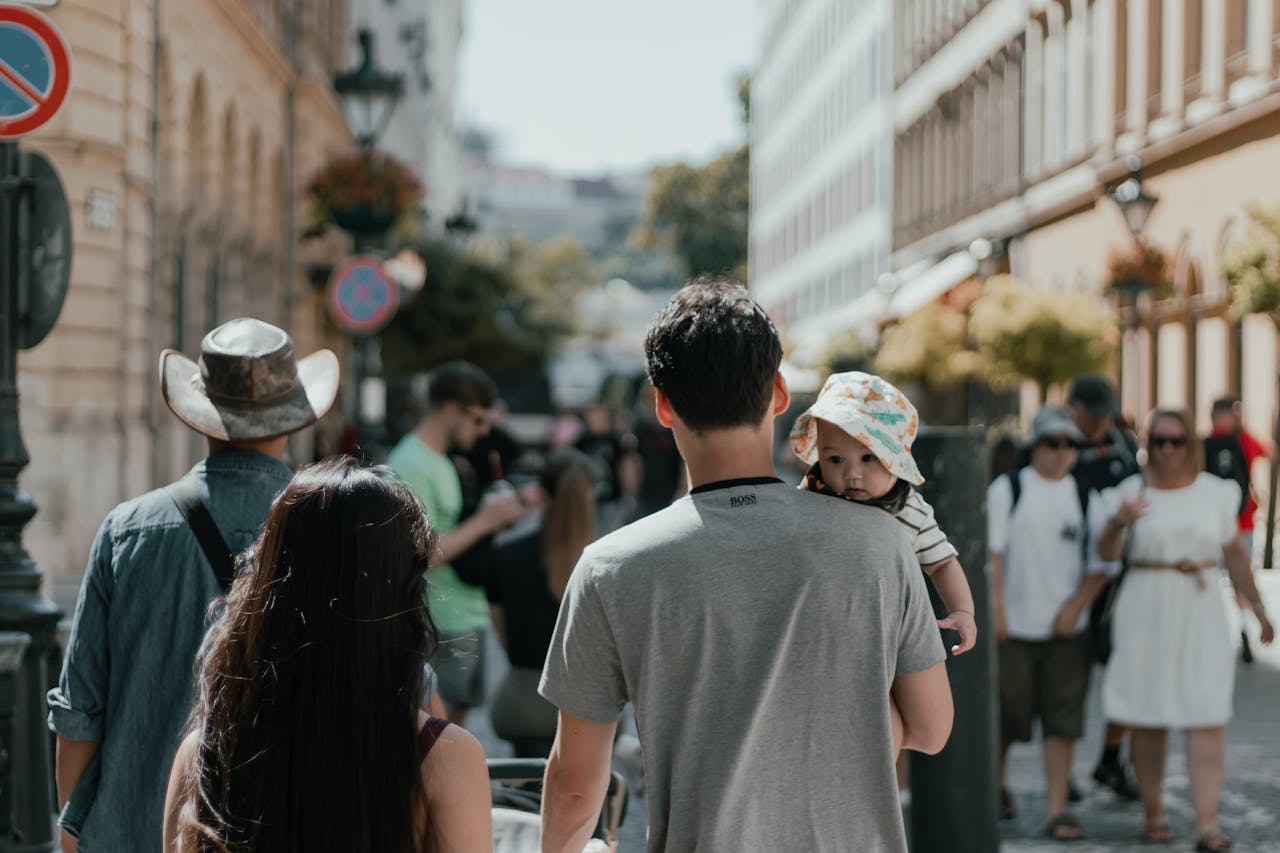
[1211,395,1240,418]
[644,276,782,432]
[426,361,497,411]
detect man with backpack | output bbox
[48,319,339,853]
[1066,373,1142,801]
[989,405,1117,840]
[1205,395,1272,663]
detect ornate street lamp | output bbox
[333,30,404,152]
[1110,156,1159,239]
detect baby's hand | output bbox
[937,610,978,656]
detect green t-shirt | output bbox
[388,433,489,634]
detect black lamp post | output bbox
[333,30,404,154]
[1110,156,1160,240]
[1108,157,1160,418]
[331,30,403,458]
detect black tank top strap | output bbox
[417,716,450,762]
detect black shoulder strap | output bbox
[1007,468,1021,511]
[1072,472,1091,571]
[167,480,236,593]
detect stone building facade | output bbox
[891,0,1280,441]
[23,0,356,608]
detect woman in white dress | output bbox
[1097,409,1274,851]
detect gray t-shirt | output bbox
[540,479,946,852]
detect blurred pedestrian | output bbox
[631,384,686,518]
[1097,409,1274,850]
[789,371,976,655]
[987,406,1116,840]
[388,362,528,726]
[485,448,596,758]
[1067,373,1143,801]
[162,457,491,852]
[539,278,952,852]
[1203,395,1273,663]
[574,401,640,531]
[47,319,338,853]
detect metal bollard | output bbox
[909,428,999,852]
[0,632,30,843]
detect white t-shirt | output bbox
[987,467,1116,640]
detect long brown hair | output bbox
[180,456,439,852]
[1145,408,1203,483]
[539,449,597,601]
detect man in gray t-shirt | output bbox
[538,279,953,852]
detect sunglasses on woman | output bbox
[1039,437,1079,451]
[1150,434,1187,449]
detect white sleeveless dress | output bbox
[1101,472,1241,728]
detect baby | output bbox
[790,371,977,654]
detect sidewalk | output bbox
[999,571,1280,852]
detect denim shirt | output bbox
[47,450,293,853]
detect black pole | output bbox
[1263,368,1280,569]
[0,141,60,851]
[909,427,999,852]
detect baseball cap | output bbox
[1067,373,1120,418]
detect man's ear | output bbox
[772,371,791,416]
[654,388,676,428]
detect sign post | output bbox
[0,5,72,850]
[327,256,400,459]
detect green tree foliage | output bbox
[635,75,750,281]
[968,275,1116,401]
[874,303,987,389]
[473,234,600,342]
[379,240,554,376]
[1222,204,1280,319]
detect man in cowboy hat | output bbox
[47,318,338,853]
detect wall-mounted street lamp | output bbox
[333,30,404,152]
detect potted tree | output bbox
[968,275,1116,403]
[306,150,424,237]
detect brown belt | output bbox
[1129,560,1217,591]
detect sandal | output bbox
[1044,812,1085,841]
[1194,829,1233,851]
[1141,821,1175,843]
[999,787,1015,820]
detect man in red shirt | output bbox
[1204,395,1273,662]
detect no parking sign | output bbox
[327,256,400,334]
[0,3,71,139]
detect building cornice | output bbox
[209,0,292,86]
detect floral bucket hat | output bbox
[789,371,924,485]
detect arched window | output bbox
[221,106,237,216]
[188,75,208,202]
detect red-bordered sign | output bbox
[0,4,72,139]
[327,256,400,334]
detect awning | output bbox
[887,250,978,318]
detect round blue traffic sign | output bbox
[327,256,400,334]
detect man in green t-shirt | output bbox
[389,361,527,724]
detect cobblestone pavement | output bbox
[476,574,1280,852]
[999,573,1280,853]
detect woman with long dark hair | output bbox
[162,457,491,852]
[486,449,597,757]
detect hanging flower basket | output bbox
[1104,240,1171,300]
[306,150,424,233]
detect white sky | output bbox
[459,0,756,176]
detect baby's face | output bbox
[815,420,897,501]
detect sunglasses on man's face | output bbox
[1150,434,1187,449]
[1039,438,1078,451]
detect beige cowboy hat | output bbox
[160,318,339,442]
